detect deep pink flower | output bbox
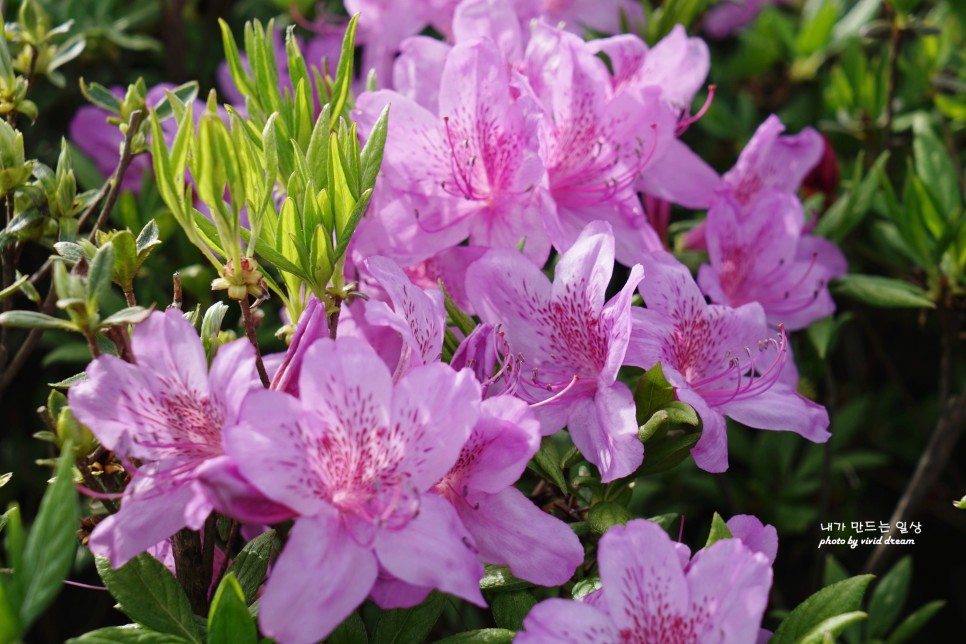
[466,221,644,481]
[517,518,773,643]
[625,251,830,472]
[364,256,446,377]
[269,295,329,396]
[697,190,847,330]
[355,37,556,265]
[224,337,485,643]
[522,22,674,263]
[69,310,288,566]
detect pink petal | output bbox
[392,363,482,488]
[637,138,721,210]
[194,455,296,525]
[597,520,690,633]
[517,598,618,643]
[207,339,258,426]
[88,477,197,568]
[600,264,645,384]
[270,295,328,396]
[393,36,451,112]
[719,383,831,443]
[455,395,540,494]
[567,383,643,483]
[460,486,583,586]
[225,388,327,517]
[685,540,773,642]
[639,25,711,109]
[726,515,778,565]
[374,493,485,605]
[131,310,209,400]
[551,221,615,317]
[453,0,524,61]
[259,508,378,644]
[678,388,730,473]
[369,576,433,609]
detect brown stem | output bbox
[122,288,136,307]
[240,296,270,387]
[201,513,217,592]
[104,326,135,363]
[84,333,101,358]
[170,272,182,310]
[172,528,209,615]
[88,110,146,241]
[328,298,342,340]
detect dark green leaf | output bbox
[67,625,190,643]
[433,629,515,644]
[588,501,633,535]
[704,512,734,549]
[771,575,874,644]
[638,431,701,475]
[799,612,868,644]
[868,557,911,638]
[18,444,78,627]
[479,565,532,593]
[0,310,76,331]
[528,437,568,492]
[80,79,122,113]
[88,243,116,307]
[491,590,536,631]
[225,529,276,605]
[912,115,962,215]
[328,611,367,644]
[831,274,934,309]
[154,82,200,121]
[885,600,945,644]
[135,220,162,258]
[633,363,675,426]
[95,555,202,643]
[360,105,389,192]
[371,591,445,644]
[207,574,257,644]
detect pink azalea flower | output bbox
[512,0,645,36]
[223,337,485,643]
[364,256,446,377]
[355,37,556,265]
[367,395,585,608]
[269,295,329,397]
[68,310,288,566]
[435,395,584,585]
[522,22,675,263]
[697,190,847,330]
[624,251,830,472]
[466,221,644,482]
[517,518,773,643]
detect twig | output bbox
[87,110,146,242]
[172,528,208,615]
[170,272,182,310]
[240,296,270,387]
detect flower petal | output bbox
[517,598,618,643]
[566,383,643,483]
[456,395,540,494]
[194,455,296,525]
[375,493,485,606]
[678,388,730,473]
[460,486,583,586]
[719,383,831,443]
[207,339,258,426]
[259,508,378,644]
[726,515,778,565]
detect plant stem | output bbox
[211,520,239,599]
[172,528,209,615]
[170,272,182,310]
[882,1,902,157]
[240,296,270,387]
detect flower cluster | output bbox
[67,1,850,642]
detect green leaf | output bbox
[912,115,962,216]
[100,306,152,328]
[154,82,200,122]
[771,575,874,644]
[88,243,116,308]
[571,577,601,601]
[225,529,276,605]
[329,15,359,130]
[799,611,868,644]
[588,501,633,535]
[868,556,911,639]
[207,574,257,644]
[491,590,535,631]
[885,600,945,644]
[831,274,935,309]
[0,310,77,331]
[704,512,733,549]
[434,630,515,644]
[80,78,122,113]
[814,151,888,242]
[638,431,701,475]
[360,104,389,192]
[136,220,162,258]
[0,581,20,643]
[95,555,202,643]
[371,591,445,644]
[18,444,78,627]
[528,436,568,492]
[633,363,675,426]
[67,625,191,643]
[664,401,699,426]
[328,611,367,644]
[479,565,532,593]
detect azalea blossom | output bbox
[224,337,485,643]
[624,251,830,472]
[517,518,773,643]
[435,395,584,585]
[697,190,847,330]
[355,37,555,265]
[68,310,289,566]
[466,221,644,481]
